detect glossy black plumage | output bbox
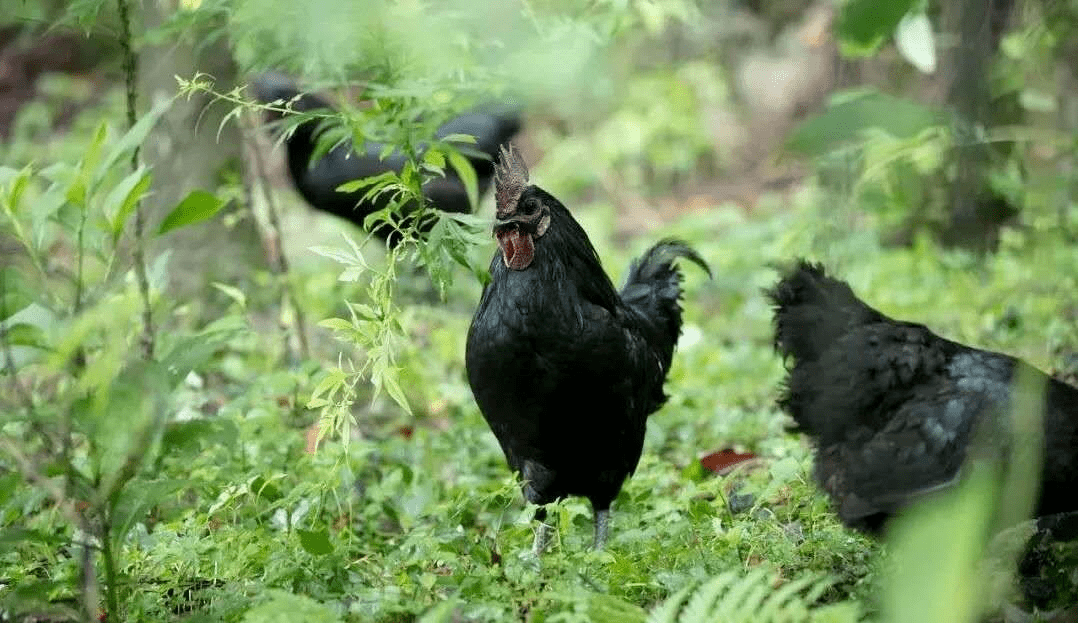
[249,72,522,240]
[465,152,709,550]
[768,260,1078,534]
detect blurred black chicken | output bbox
[768,260,1078,535]
[465,146,710,551]
[249,72,522,242]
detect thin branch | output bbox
[117,0,154,360]
[242,113,310,360]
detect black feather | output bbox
[466,175,709,549]
[767,260,1078,533]
[249,72,522,243]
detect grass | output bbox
[3,59,1078,623]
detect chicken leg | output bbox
[593,509,610,550]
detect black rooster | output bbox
[768,260,1078,534]
[249,72,521,242]
[465,146,710,551]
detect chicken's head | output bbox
[493,144,550,270]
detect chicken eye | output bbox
[521,197,541,215]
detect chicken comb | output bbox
[494,143,529,219]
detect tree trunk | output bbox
[941,0,1018,250]
[137,0,262,299]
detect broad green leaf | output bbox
[241,590,341,623]
[93,361,172,494]
[111,479,189,547]
[837,0,917,54]
[416,600,461,623]
[157,190,225,235]
[296,528,334,555]
[586,593,646,623]
[894,13,937,74]
[161,419,239,456]
[249,475,283,502]
[0,527,68,546]
[1,323,49,350]
[447,148,479,211]
[882,469,995,623]
[787,90,944,156]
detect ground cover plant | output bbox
[2,0,1078,621]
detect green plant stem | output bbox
[116,0,154,361]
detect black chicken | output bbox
[465,145,710,551]
[249,72,522,241]
[768,260,1078,534]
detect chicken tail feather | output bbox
[620,239,710,373]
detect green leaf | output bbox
[894,12,937,74]
[381,369,412,415]
[95,97,171,184]
[787,90,944,156]
[249,475,283,502]
[336,170,396,194]
[318,318,354,332]
[296,529,334,555]
[157,316,248,384]
[80,121,109,190]
[646,583,695,623]
[439,133,478,145]
[881,469,996,623]
[0,166,32,219]
[103,166,152,239]
[586,593,647,623]
[422,148,446,170]
[447,148,479,212]
[1019,89,1057,113]
[242,590,341,623]
[111,479,189,547]
[837,0,917,54]
[161,419,239,456]
[2,322,49,350]
[157,190,225,235]
[0,166,21,186]
[416,599,461,623]
[212,282,248,309]
[0,526,68,547]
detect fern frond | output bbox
[646,567,860,623]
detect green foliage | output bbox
[836,0,917,55]
[157,189,226,235]
[4,0,1078,621]
[787,90,945,157]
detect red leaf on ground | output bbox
[700,449,758,474]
